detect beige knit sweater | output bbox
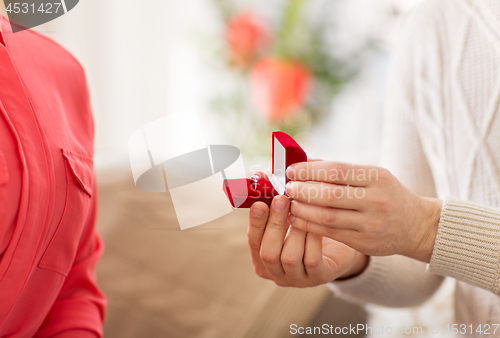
[329,0,500,335]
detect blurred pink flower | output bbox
[226,13,268,67]
[250,57,311,122]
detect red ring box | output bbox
[223,131,307,208]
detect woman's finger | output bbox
[260,195,290,277]
[248,202,271,279]
[288,215,354,245]
[280,226,307,280]
[253,171,269,180]
[303,232,325,279]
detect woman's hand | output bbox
[285,161,442,263]
[248,195,368,287]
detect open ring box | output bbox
[223,131,307,208]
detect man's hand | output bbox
[248,195,368,287]
[285,161,442,263]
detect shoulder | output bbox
[6,23,87,81]
[4,24,95,139]
[399,0,467,38]
[390,0,465,74]
[403,0,456,23]
[399,0,448,37]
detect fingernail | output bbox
[286,165,295,178]
[289,214,296,223]
[274,198,287,212]
[285,181,292,194]
[252,207,265,217]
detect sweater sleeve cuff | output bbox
[327,256,397,304]
[428,198,500,294]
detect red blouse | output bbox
[0,16,106,337]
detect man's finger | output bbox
[289,200,364,230]
[286,181,366,209]
[286,161,381,186]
